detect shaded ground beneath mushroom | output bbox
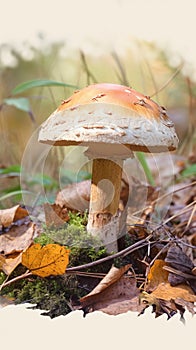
[0,171,195,319]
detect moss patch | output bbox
[0,211,110,317]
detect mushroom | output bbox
[38,83,179,252]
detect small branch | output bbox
[173,238,196,250]
[0,274,9,291]
[163,266,196,280]
[66,234,153,272]
[67,271,106,279]
[160,200,196,227]
[185,203,196,231]
[0,271,32,290]
[131,181,196,217]
[149,241,171,267]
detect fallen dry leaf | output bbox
[55,180,91,211]
[80,264,141,316]
[81,275,140,316]
[0,252,23,275]
[151,282,196,303]
[0,205,28,228]
[80,264,131,300]
[0,222,35,255]
[22,243,70,277]
[44,203,69,227]
[141,282,196,318]
[165,244,196,292]
[174,297,196,315]
[165,244,194,273]
[55,177,155,215]
[146,259,169,292]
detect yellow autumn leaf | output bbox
[22,243,70,277]
[146,259,169,291]
[152,282,196,303]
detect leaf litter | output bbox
[0,176,195,320]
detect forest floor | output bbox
[0,153,195,320]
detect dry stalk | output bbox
[80,51,98,85]
[111,51,129,86]
[150,62,184,98]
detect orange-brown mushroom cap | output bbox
[39,83,179,152]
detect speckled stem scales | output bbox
[87,158,124,252]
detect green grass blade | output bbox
[136,152,155,186]
[12,79,78,95]
[181,164,196,178]
[3,97,30,112]
[0,190,32,201]
[0,165,21,175]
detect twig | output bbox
[149,241,171,267]
[185,203,196,231]
[131,181,196,217]
[0,274,9,291]
[173,238,196,250]
[66,234,153,272]
[160,200,196,227]
[0,270,32,290]
[67,271,106,279]
[163,266,196,280]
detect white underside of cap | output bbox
[39,103,179,152]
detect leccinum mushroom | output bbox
[38,83,179,252]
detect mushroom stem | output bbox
[87,158,123,252]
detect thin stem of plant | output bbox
[136,41,159,103]
[150,62,184,98]
[111,51,129,86]
[80,51,98,85]
[185,203,196,231]
[135,152,155,186]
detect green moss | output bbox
[68,210,88,227]
[0,212,110,317]
[1,273,84,318]
[34,232,54,246]
[0,271,7,284]
[35,212,108,267]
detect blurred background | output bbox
[0,0,195,208]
